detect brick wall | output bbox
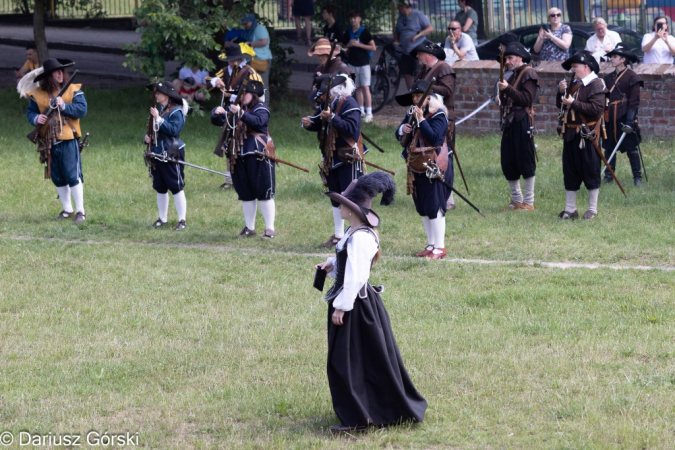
[451,60,675,137]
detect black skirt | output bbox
[327,284,427,427]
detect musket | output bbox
[363,160,395,176]
[581,124,628,199]
[637,144,648,182]
[253,152,310,172]
[79,132,90,153]
[601,131,627,177]
[498,49,506,113]
[399,77,436,149]
[423,162,485,217]
[447,136,470,195]
[214,75,248,157]
[147,152,228,176]
[27,70,79,143]
[361,131,385,153]
[143,77,158,172]
[557,70,576,136]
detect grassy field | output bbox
[1,87,674,449]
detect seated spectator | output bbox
[172,65,208,102]
[454,0,478,45]
[178,77,205,103]
[642,16,675,64]
[533,7,572,61]
[585,18,621,63]
[444,20,479,65]
[15,44,39,79]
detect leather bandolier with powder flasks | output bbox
[321,95,366,179]
[500,64,538,132]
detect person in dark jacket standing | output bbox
[497,42,540,211]
[144,82,189,230]
[395,80,452,259]
[211,80,276,239]
[302,74,365,247]
[556,51,606,220]
[602,44,643,186]
[315,172,427,434]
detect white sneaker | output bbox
[364,114,373,123]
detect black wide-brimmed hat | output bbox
[325,172,396,228]
[146,81,184,105]
[605,43,639,64]
[497,32,519,46]
[395,79,433,106]
[308,73,347,102]
[219,44,252,62]
[244,79,265,96]
[34,58,75,82]
[498,42,531,63]
[562,50,600,74]
[410,40,446,61]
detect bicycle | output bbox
[371,36,403,113]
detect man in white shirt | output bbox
[584,18,621,63]
[642,16,675,64]
[444,20,479,65]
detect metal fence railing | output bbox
[1,0,673,38]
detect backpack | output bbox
[349,26,373,61]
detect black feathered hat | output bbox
[34,58,75,82]
[498,42,531,63]
[146,81,184,105]
[395,79,432,106]
[497,32,519,46]
[244,79,265,96]
[605,43,639,64]
[562,50,600,74]
[410,39,446,61]
[308,73,347,102]
[219,44,252,62]
[325,172,396,228]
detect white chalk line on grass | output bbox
[4,234,675,272]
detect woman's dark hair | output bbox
[40,69,70,94]
[246,93,260,109]
[652,15,668,30]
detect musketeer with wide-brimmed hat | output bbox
[143,81,190,230]
[209,43,263,190]
[211,79,277,239]
[301,73,366,248]
[556,50,607,220]
[314,172,428,434]
[496,41,540,211]
[22,58,88,224]
[602,43,644,186]
[395,79,452,260]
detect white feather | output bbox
[17,67,44,99]
[181,99,189,116]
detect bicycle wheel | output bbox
[371,71,390,114]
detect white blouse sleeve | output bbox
[332,231,378,312]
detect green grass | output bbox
[1,87,675,449]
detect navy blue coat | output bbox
[212,103,270,156]
[149,104,185,155]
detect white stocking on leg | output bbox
[242,200,257,230]
[588,188,599,214]
[258,199,275,231]
[56,185,73,213]
[422,216,433,246]
[508,180,523,204]
[523,176,535,206]
[332,207,344,238]
[430,209,446,254]
[157,192,169,222]
[565,190,577,213]
[71,181,84,214]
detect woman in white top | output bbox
[315,172,427,434]
[584,18,622,63]
[642,16,675,64]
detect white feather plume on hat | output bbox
[17,67,44,99]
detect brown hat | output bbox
[308,38,342,57]
[325,172,396,228]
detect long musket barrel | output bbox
[147,152,228,176]
[252,152,310,173]
[423,162,485,217]
[400,77,436,149]
[27,70,79,143]
[361,132,385,153]
[582,125,628,199]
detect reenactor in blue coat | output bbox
[144,82,189,230]
[395,80,452,260]
[212,80,276,239]
[25,58,88,224]
[301,74,366,247]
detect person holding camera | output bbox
[533,7,572,61]
[642,16,675,64]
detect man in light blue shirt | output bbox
[394,0,434,89]
[240,13,273,103]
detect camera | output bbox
[657,22,665,32]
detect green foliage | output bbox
[313,0,394,32]
[257,14,296,95]
[11,0,105,17]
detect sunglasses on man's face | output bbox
[448,27,459,30]
[549,13,561,17]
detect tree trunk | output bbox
[34,0,50,63]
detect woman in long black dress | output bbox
[315,172,427,433]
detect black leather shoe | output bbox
[634,177,642,186]
[237,227,256,237]
[582,210,597,220]
[152,219,167,228]
[558,210,579,220]
[174,220,186,231]
[54,210,75,221]
[602,176,613,184]
[73,211,86,225]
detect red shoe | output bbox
[427,248,447,260]
[415,245,434,257]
